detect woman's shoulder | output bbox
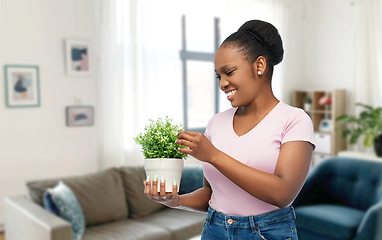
[217,107,237,117]
[277,101,308,116]
[276,102,311,123]
[206,108,236,128]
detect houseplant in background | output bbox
[134,116,188,192]
[303,97,312,111]
[337,103,382,156]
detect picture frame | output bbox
[4,65,40,108]
[65,39,92,76]
[66,106,94,127]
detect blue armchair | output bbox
[293,157,382,240]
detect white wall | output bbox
[0,0,98,225]
[290,0,357,111]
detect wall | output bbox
[296,0,357,111]
[0,0,98,225]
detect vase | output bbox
[144,158,184,192]
[374,134,382,157]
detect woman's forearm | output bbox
[209,142,313,208]
[175,187,212,212]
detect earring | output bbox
[258,71,262,75]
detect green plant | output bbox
[337,103,382,147]
[134,116,188,160]
[303,97,312,104]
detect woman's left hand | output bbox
[176,131,219,163]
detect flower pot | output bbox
[144,158,184,192]
[303,103,311,112]
[374,134,382,157]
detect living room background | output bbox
[0,0,374,228]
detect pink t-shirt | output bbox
[203,101,315,216]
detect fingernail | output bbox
[161,176,164,183]
[146,176,150,182]
[154,175,157,182]
[174,180,177,186]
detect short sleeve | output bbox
[282,109,316,150]
[204,115,216,142]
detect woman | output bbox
[144,20,315,240]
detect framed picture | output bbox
[66,106,94,127]
[4,65,40,108]
[65,39,92,76]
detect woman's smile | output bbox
[225,89,237,101]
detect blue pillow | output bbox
[47,181,85,240]
[43,191,60,215]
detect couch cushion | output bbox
[26,168,128,226]
[136,208,205,240]
[82,218,172,240]
[119,166,166,218]
[47,181,85,240]
[295,204,364,240]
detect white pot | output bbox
[144,158,184,193]
[303,103,311,111]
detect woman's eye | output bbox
[216,75,221,81]
[226,70,234,76]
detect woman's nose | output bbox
[219,77,229,91]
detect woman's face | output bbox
[214,45,263,108]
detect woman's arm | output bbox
[177,131,313,208]
[144,176,212,213]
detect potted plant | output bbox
[303,97,312,111]
[337,103,382,156]
[134,116,188,192]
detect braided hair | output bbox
[222,20,284,80]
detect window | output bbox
[180,15,221,132]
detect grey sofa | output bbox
[4,165,205,240]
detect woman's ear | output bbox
[254,56,267,76]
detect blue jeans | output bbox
[201,206,298,240]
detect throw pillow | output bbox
[119,166,166,218]
[43,191,59,215]
[47,181,85,240]
[26,168,128,226]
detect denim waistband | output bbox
[205,206,296,233]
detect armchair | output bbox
[293,157,382,240]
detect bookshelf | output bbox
[293,89,347,166]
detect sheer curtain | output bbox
[93,0,288,168]
[351,0,382,152]
[355,0,382,107]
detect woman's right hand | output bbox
[143,176,180,208]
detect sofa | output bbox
[293,157,382,240]
[4,164,206,240]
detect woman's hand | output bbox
[143,176,180,208]
[176,131,220,163]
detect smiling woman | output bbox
[142,19,315,240]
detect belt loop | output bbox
[249,216,256,233]
[206,207,215,225]
[290,206,296,220]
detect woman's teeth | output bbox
[226,90,237,96]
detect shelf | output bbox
[306,110,332,114]
[293,89,346,163]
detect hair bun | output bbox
[238,20,284,65]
